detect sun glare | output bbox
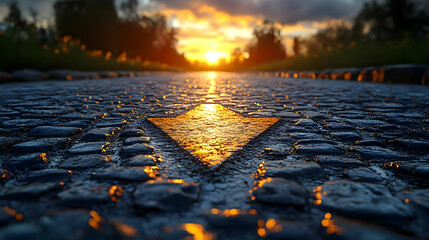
[206,51,220,64]
[205,51,227,64]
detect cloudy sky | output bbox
[0,0,370,63]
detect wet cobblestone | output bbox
[0,72,429,239]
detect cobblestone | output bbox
[0,73,428,239]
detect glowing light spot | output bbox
[321,213,342,235]
[257,228,267,237]
[209,208,257,218]
[3,207,23,221]
[89,210,104,230]
[109,186,124,203]
[313,185,325,205]
[181,223,214,240]
[206,51,223,64]
[111,220,137,237]
[1,169,11,179]
[143,166,159,179]
[38,153,48,163]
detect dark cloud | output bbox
[152,0,369,24]
[1,0,369,24]
[0,0,56,21]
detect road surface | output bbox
[0,72,428,239]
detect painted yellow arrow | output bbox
[148,104,279,167]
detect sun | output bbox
[206,51,221,64]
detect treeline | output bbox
[229,0,429,69]
[2,0,190,69]
[304,0,429,56]
[54,0,189,68]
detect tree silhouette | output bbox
[5,1,26,29]
[357,0,429,41]
[230,48,244,66]
[247,20,286,65]
[54,0,119,53]
[54,0,189,67]
[292,37,302,57]
[120,0,139,21]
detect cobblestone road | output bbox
[0,72,429,239]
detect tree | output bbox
[246,20,287,65]
[302,21,355,55]
[292,37,302,57]
[230,48,244,65]
[356,0,429,41]
[120,0,139,21]
[54,0,119,53]
[5,1,26,28]
[28,7,38,26]
[54,0,189,68]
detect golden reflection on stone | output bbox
[313,185,327,206]
[111,220,137,237]
[1,169,11,179]
[210,208,257,217]
[256,218,283,237]
[3,206,23,221]
[180,223,214,240]
[109,186,124,203]
[148,104,279,167]
[88,210,104,230]
[321,213,342,235]
[143,166,160,178]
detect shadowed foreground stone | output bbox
[325,215,414,240]
[264,220,320,240]
[351,146,410,161]
[6,153,47,169]
[12,69,48,81]
[319,180,414,224]
[11,138,68,154]
[314,155,365,167]
[68,142,108,155]
[267,162,324,180]
[124,155,156,166]
[390,139,429,153]
[47,70,87,80]
[92,167,153,182]
[23,169,71,183]
[253,178,310,206]
[330,132,362,142]
[120,129,145,138]
[0,72,12,82]
[59,154,107,169]
[0,183,59,200]
[294,144,343,155]
[81,127,120,142]
[345,167,383,183]
[398,189,429,211]
[205,209,259,229]
[0,223,43,240]
[57,186,110,207]
[28,126,82,137]
[133,180,199,213]
[124,136,151,145]
[121,144,154,158]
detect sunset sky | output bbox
[0,0,371,63]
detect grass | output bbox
[252,39,429,71]
[0,33,183,73]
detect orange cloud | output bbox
[162,5,257,63]
[161,4,344,64]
